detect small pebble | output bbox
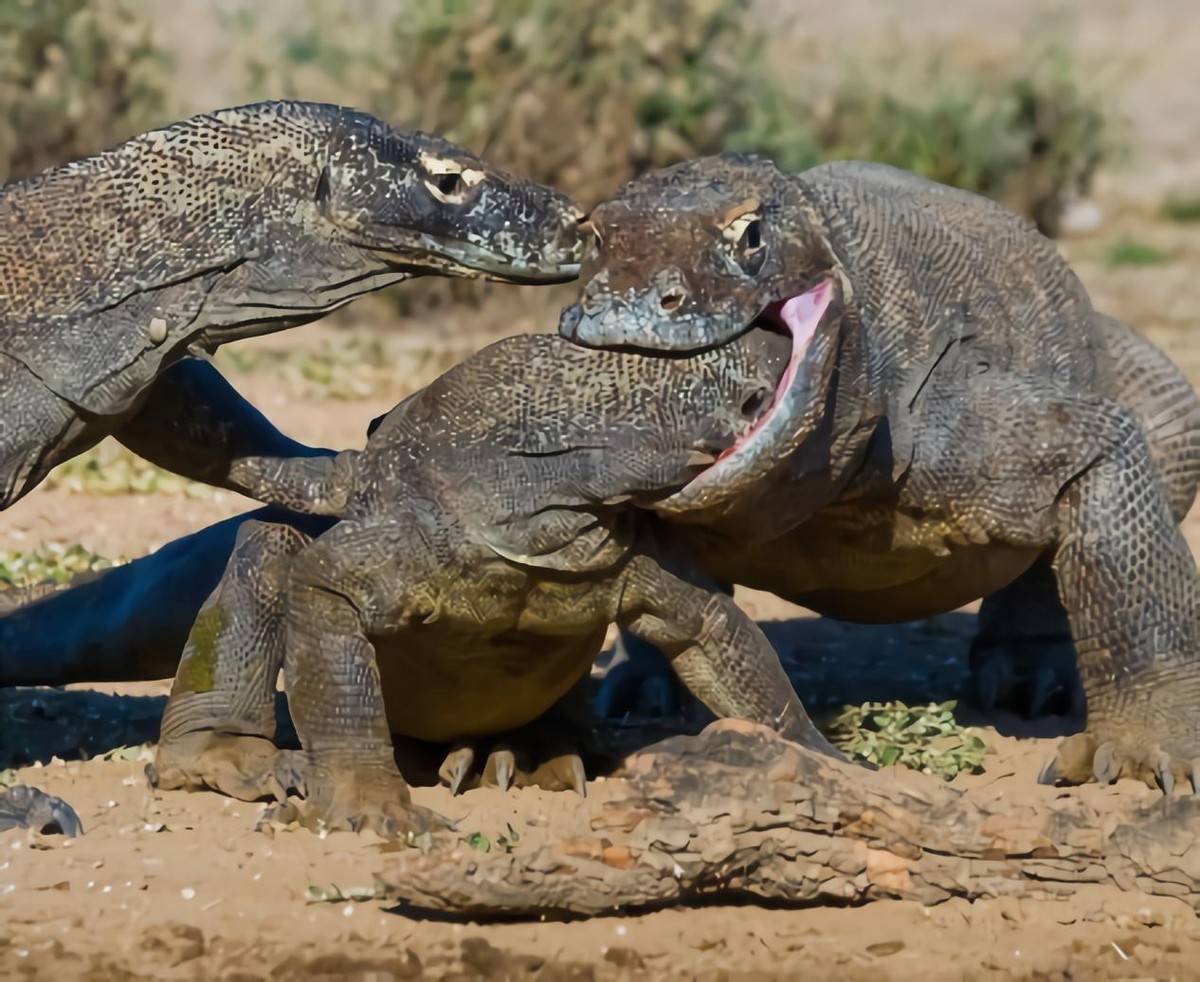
[181,887,195,900]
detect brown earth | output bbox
[4,2,1200,978]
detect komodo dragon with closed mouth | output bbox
[0,99,582,511]
[141,324,833,836]
[560,154,1200,793]
[0,99,584,833]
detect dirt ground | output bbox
[4,2,1200,978]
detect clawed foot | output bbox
[967,639,1083,719]
[275,763,451,838]
[437,741,587,797]
[147,731,306,803]
[1036,725,1195,792]
[0,785,82,836]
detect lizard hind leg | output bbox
[149,518,314,803]
[967,557,1084,720]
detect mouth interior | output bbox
[691,280,833,480]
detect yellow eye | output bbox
[725,213,763,252]
[420,152,485,203]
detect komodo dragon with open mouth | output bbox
[141,323,832,836]
[0,99,585,833]
[560,154,1200,793]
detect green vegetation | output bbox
[1106,237,1172,267]
[44,439,215,497]
[0,0,166,182]
[829,700,987,781]
[232,1,1114,236]
[1161,194,1200,223]
[0,542,124,589]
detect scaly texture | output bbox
[0,100,584,834]
[564,155,1200,791]
[0,100,583,507]
[145,327,838,834]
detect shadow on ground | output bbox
[0,611,1079,772]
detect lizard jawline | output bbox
[683,279,833,493]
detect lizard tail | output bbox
[1095,312,1200,524]
[0,577,89,615]
[0,510,267,686]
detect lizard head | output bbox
[559,154,852,517]
[316,114,585,283]
[559,153,838,350]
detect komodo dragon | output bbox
[0,99,584,833]
[559,154,1200,792]
[0,99,583,510]
[140,325,834,836]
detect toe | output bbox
[437,745,476,796]
[483,748,515,791]
[528,754,588,796]
[1040,732,1098,786]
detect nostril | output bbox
[741,389,768,418]
[660,290,685,312]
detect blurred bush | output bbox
[0,0,166,183]
[0,0,1115,241]
[236,0,812,208]
[235,0,1115,235]
[819,42,1114,236]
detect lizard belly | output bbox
[694,515,1041,623]
[373,624,605,743]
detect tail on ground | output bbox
[0,508,333,687]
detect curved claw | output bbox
[529,753,588,796]
[0,785,83,837]
[1092,742,1120,785]
[484,749,515,792]
[1153,753,1175,797]
[568,755,587,797]
[438,745,476,797]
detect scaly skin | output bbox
[562,155,1200,793]
[146,328,835,834]
[0,99,583,508]
[0,100,584,833]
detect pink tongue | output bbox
[772,278,833,400]
[779,279,833,352]
[712,280,834,465]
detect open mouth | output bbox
[681,279,834,494]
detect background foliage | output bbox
[0,0,1117,236]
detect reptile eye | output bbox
[723,212,766,272]
[740,219,762,252]
[419,154,482,203]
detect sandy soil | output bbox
[3,3,1200,978]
